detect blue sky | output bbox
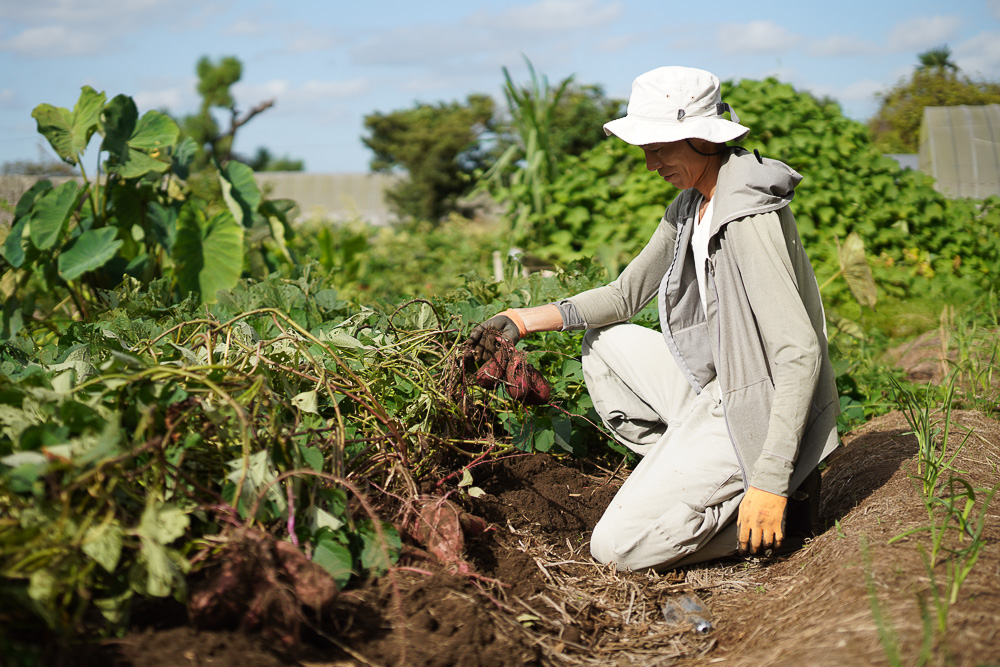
[2,1,999,173]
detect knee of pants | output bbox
[581,326,618,376]
[589,517,650,572]
[589,518,616,566]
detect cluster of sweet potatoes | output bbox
[464,334,550,405]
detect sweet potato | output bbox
[504,352,551,405]
[474,356,505,389]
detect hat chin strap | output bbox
[716,102,740,124]
[685,139,730,156]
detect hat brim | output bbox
[603,115,749,146]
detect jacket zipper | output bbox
[708,259,750,491]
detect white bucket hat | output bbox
[604,66,749,146]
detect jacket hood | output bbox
[707,148,802,236]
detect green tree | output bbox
[480,58,624,244]
[362,94,496,222]
[180,56,278,168]
[918,46,958,72]
[548,83,624,158]
[246,147,305,172]
[1,156,76,177]
[869,47,1000,153]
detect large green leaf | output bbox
[30,86,106,165]
[57,227,123,280]
[219,160,262,227]
[29,180,79,250]
[14,179,52,221]
[2,217,29,269]
[838,232,878,309]
[172,136,198,180]
[101,96,178,179]
[148,202,178,252]
[83,523,124,573]
[312,538,353,589]
[129,111,179,151]
[173,205,244,303]
[359,520,401,575]
[136,502,189,544]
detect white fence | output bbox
[1,172,401,227]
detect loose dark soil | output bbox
[64,409,1000,667]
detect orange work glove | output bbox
[737,486,788,557]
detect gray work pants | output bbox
[583,324,745,571]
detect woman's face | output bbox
[640,141,708,191]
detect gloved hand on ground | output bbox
[736,486,788,557]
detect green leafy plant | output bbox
[0,86,298,323]
[884,371,998,645]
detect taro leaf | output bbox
[219,160,261,227]
[837,232,877,309]
[173,205,244,304]
[292,390,319,414]
[312,538,353,590]
[359,520,401,575]
[101,96,178,179]
[83,523,124,573]
[31,86,106,165]
[2,217,29,269]
[148,202,177,252]
[171,136,198,181]
[29,180,79,250]
[14,179,52,221]
[57,227,123,281]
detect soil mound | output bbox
[77,412,1000,666]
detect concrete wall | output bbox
[256,172,401,225]
[1,172,401,227]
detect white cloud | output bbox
[353,23,492,67]
[471,0,622,32]
[837,79,885,103]
[596,30,653,54]
[353,0,621,68]
[0,0,199,26]
[989,0,1000,20]
[953,31,1000,76]
[0,89,16,109]
[282,27,341,54]
[717,20,799,55]
[0,0,212,58]
[808,34,878,58]
[886,15,961,53]
[226,17,266,37]
[0,25,107,58]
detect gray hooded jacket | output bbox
[558,148,840,497]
